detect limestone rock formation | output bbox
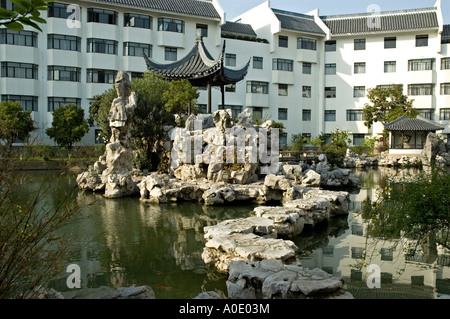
[226,260,353,299]
[77,71,139,198]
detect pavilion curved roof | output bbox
[143,37,250,87]
[384,116,445,132]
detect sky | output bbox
[220,0,450,24]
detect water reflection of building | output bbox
[300,181,450,298]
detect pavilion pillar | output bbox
[207,82,212,114]
[220,84,225,110]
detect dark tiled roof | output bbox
[384,116,445,132]
[221,21,257,38]
[144,38,249,86]
[443,24,450,40]
[89,0,221,19]
[322,8,439,35]
[272,9,325,35]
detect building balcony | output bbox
[272,71,294,84]
[245,93,269,107]
[123,27,153,44]
[156,31,185,48]
[0,78,39,95]
[406,70,433,84]
[409,95,434,108]
[0,45,39,63]
[47,81,82,98]
[296,49,318,64]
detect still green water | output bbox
[23,169,450,299]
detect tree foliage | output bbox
[363,84,419,129]
[162,79,199,115]
[322,128,351,166]
[46,104,89,150]
[362,167,450,253]
[0,0,50,31]
[290,134,308,152]
[0,100,35,148]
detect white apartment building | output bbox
[0,0,449,146]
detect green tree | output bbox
[363,84,419,129]
[322,128,351,166]
[0,0,50,31]
[0,100,35,149]
[163,79,199,115]
[290,134,308,152]
[362,167,450,261]
[46,104,89,150]
[310,132,328,151]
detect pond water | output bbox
[21,168,450,299]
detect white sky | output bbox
[220,0,450,24]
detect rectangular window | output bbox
[377,84,403,90]
[297,37,316,50]
[1,94,38,111]
[129,72,144,80]
[158,17,184,33]
[325,40,336,52]
[196,23,208,38]
[48,65,81,82]
[278,108,288,120]
[253,56,263,69]
[0,29,37,47]
[272,58,293,71]
[164,47,177,61]
[325,63,336,75]
[347,110,365,121]
[253,107,263,120]
[123,42,152,57]
[442,58,450,70]
[87,69,117,84]
[416,34,428,47]
[325,87,336,98]
[302,133,311,142]
[302,62,311,74]
[441,83,450,95]
[87,38,117,55]
[225,84,236,92]
[225,53,236,67]
[353,86,366,98]
[48,97,81,112]
[48,2,73,19]
[384,37,396,49]
[408,84,434,96]
[417,109,434,120]
[302,109,311,121]
[247,81,268,94]
[278,35,288,48]
[354,38,366,50]
[408,59,434,71]
[87,8,117,25]
[353,134,365,146]
[440,108,450,120]
[325,110,336,121]
[48,34,81,51]
[124,13,152,29]
[384,61,396,73]
[278,84,288,96]
[302,86,311,98]
[1,62,38,79]
[354,62,366,74]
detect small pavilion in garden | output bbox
[143,35,250,114]
[384,115,445,154]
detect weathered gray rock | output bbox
[202,233,298,274]
[264,174,292,191]
[100,286,155,299]
[301,170,321,187]
[284,197,330,226]
[253,206,306,238]
[226,260,352,299]
[194,291,222,299]
[421,132,440,165]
